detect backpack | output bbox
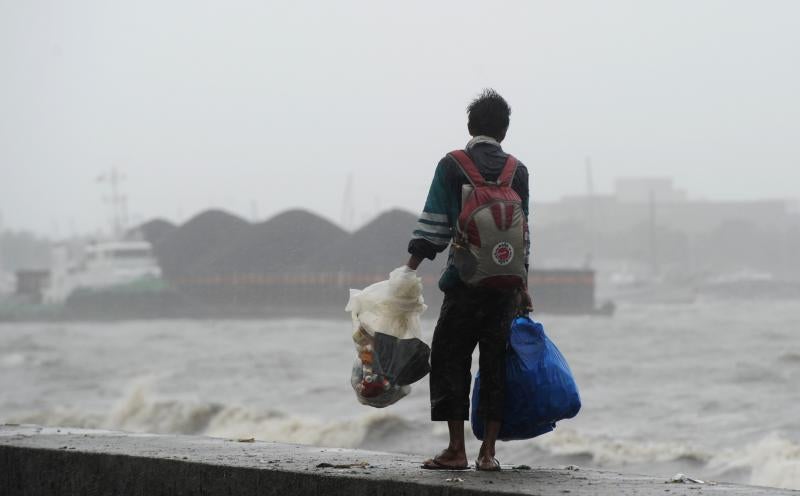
[448,149,527,289]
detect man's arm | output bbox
[405,159,455,270]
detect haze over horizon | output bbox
[2,0,799,236]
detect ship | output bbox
[45,239,180,319]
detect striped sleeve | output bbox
[412,162,453,247]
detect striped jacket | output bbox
[408,139,530,291]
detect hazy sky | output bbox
[1,0,798,236]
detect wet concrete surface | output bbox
[1,424,797,495]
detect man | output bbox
[406,89,532,471]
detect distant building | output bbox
[15,270,51,304]
[614,177,687,204]
[787,199,800,215]
[535,177,791,233]
[0,271,12,296]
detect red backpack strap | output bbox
[448,150,485,187]
[497,155,518,187]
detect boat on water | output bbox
[0,239,179,321]
[46,240,162,303]
[4,238,612,318]
[46,239,180,319]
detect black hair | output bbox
[466,88,511,141]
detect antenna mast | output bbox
[97,167,127,238]
[584,157,595,268]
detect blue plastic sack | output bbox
[472,316,581,441]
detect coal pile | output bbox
[152,208,443,280]
[309,209,416,272]
[158,208,450,275]
[196,209,348,276]
[146,207,450,313]
[309,209,447,279]
[155,209,250,278]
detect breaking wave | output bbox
[11,382,414,450]
[535,428,712,466]
[528,428,800,490]
[705,433,800,490]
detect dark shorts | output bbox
[429,285,517,423]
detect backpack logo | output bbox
[492,241,514,266]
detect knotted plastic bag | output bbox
[472,315,581,440]
[346,266,430,408]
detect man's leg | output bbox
[422,420,467,468]
[424,289,478,469]
[477,421,501,469]
[475,291,516,470]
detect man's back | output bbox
[408,136,530,291]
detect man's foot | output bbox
[475,452,501,471]
[421,448,469,470]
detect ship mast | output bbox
[584,157,595,268]
[97,167,128,239]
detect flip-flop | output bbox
[421,458,470,470]
[475,457,501,472]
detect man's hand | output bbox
[518,290,533,315]
[406,255,423,271]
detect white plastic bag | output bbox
[345,266,427,339]
[346,266,429,408]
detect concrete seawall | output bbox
[1,425,796,496]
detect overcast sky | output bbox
[1,0,798,236]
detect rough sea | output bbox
[2,298,799,490]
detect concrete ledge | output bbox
[1,425,796,496]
